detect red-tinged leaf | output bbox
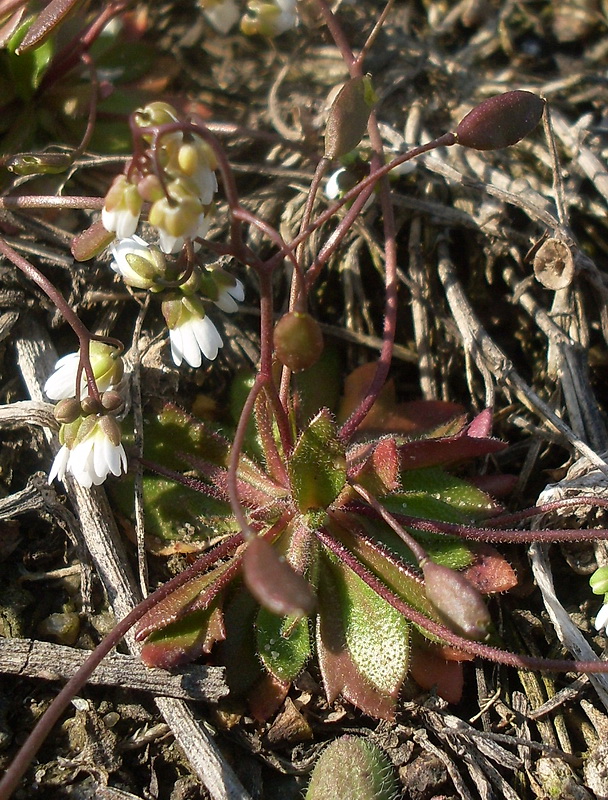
[338,363,463,434]
[249,673,290,722]
[140,604,225,669]
[466,408,494,438]
[243,537,316,617]
[399,431,507,472]
[316,551,410,720]
[17,0,80,52]
[347,438,401,495]
[468,473,518,499]
[135,559,235,641]
[463,543,518,594]
[409,641,464,704]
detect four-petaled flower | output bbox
[49,416,127,489]
[168,302,224,368]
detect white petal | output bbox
[158,230,184,254]
[169,326,184,366]
[48,445,70,484]
[204,0,240,33]
[325,168,346,200]
[180,321,204,368]
[68,437,96,488]
[595,603,608,632]
[228,278,245,302]
[93,433,110,482]
[214,290,239,314]
[192,315,223,361]
[44,353,79,400]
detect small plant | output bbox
[0,2,606,798]
[306,736,398,800]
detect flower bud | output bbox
[80,395,103,416]
[422,560,491,640]
[455,90,545,150]
[274,312,324,372]
[101,391,125,414]
[590,567,608,596]
[54,398,82,425]
[134,101,180,128]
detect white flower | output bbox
[275,0,297,34]
[203,0,240,33]
[157,212,212,255]
[214,278,244,313]
[48,419,127,488]
[170,312,223,368]
[44,344,124,401]
[110,234,166,289]
[595,601,608,632]
[101,175,143,239]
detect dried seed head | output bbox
[533,238,575,290]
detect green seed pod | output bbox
[325,76,376,160]
[306,736,398,800]
[422,560,491,640]
[71,221,117,262]
[6,152,73,176]
[274,312,324,373]
[455,90,545,150]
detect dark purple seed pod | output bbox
[455,90,545,150]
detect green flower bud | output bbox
[590,567,608,596]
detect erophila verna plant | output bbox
[2,2,608,797]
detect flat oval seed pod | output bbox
[455,90,545,150]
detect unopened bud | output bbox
[274,312,324,373]
[422,560,491,640]
[134,101,180,128]
[455,90,545,150]
[101,391,125,413]
[54,398,82,425]
[80,395,103,416]
[590,567,608,596]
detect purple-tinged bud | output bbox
[101,391,125,414]
[80,395,103,416]
[422,560,491,640]
[455,90,545,150]
[53,398,82,425]
[274,312,324,373]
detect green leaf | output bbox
[7,18,54,100]
[322,551,410,697]
[256,608,311,681]
[399,467,497,516]
[289,409,346,512]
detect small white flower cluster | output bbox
[45,344,128,489]
[201,0,298,37]
[101,102,218,255]
[109,234,244,369]
[101,102,244,370]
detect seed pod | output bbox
[71,221,117,262]
[243,537,315,617]
[274,312,324,373]
[422,560,491,640]
[306,736,398,800]
[325,76,376,160]
[533,237,575,290]
[455,90,545,150]
[5,152,73,175]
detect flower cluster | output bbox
[101,102,218,255]
[110,235,244,368]
[45,344,128,488]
